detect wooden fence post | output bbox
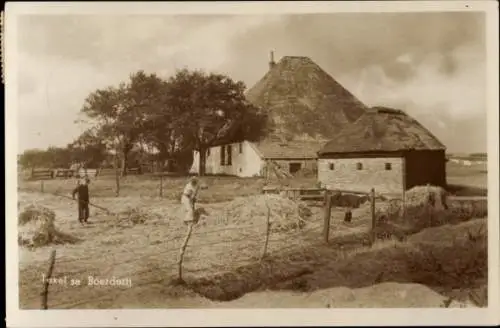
[159,174,163,198]
[114,154,120,197]
[402,188,406,221]
[177,222,194,283]
[41,249,56,310]
[370,188,376,246]
[323,190,332,244]
[261,204,271,261]
[40,180,44,193]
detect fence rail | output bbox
[30,169,53,180]
[19,182,488,309]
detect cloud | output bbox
[336,43,486,151]
[16,14,284,152]
[17,52,121,151]
[342,44,485,119]
[15,12,487,153]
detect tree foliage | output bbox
[24,68,269,176]
[68,128,107,168]
[80,71,166,175]
[161,69,268,175]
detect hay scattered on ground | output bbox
[189,217,487,305]
[215,194,312,232]
[113,207,165,227]
[353,185,476,240]
[18,204,79,248]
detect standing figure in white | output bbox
[181,177,200,225]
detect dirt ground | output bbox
[17,183,487,309]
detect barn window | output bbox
[227,145,232,166]
[356,162,363,170]
[329,163,335,170]
[220,146,225,166]
[385,163,392,170]
[239,142,243,154]
[289,163,302,174]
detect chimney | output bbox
[269,51,276,70]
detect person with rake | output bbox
[72,175,91,225]
[177,176,207,282]
[181,176,202,225]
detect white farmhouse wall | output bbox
[190,141,263,177]
[318,157,404,195]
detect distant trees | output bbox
[18,149,53,169]
[19,68,269,176]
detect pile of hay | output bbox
[405,185,448,210]
[18,204,79,248]
[354,185,455,239]
[215,194,312,233]
[114,207,164,227]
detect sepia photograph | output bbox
[4,1,499,327]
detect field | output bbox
[17,161,488,309]
[446,160,488,196]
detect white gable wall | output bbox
[190,141,263,177]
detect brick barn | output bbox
[317,106,447,195]
[190,52,367,177]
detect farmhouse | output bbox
[190,138,323,178]
[190,53,367,177]
[317,106,447,195]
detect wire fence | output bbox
[18,182,488,309]
[18,185,329,310]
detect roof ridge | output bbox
[318,106,446,154]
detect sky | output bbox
[16,12,487,154]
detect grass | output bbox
[188,218,487,306]
[446,161,487,196]
[18,174,322,204]
[18,160,487,202]
[16,162,488,309]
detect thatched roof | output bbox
[245,55,367,141]
[251,139,325,159]
[318,107,446,155]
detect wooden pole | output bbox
[114,153,120,197]
[159,174,163,198]
[261,204,271,261]
[323,190,332,244]
[41,249,56,310]
[402,188,406,221]
[177,222,194,283]
[370,188,376,246]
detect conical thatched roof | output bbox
[245,56,367,141]
[318,107,446,155]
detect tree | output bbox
[45,146,73,168]
[138,79,184,168]
[164,69,268,175]
[80,71,165,176]
[18,149,51,169]
[68,128,107,168]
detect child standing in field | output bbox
[72,176,91,225]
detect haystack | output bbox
[216,194,312,233]
[114,207,164,227]
[353,185,453,239]
[18,204,79,248]
[405,185,448,210]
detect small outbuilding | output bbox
[317,107,447,195]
